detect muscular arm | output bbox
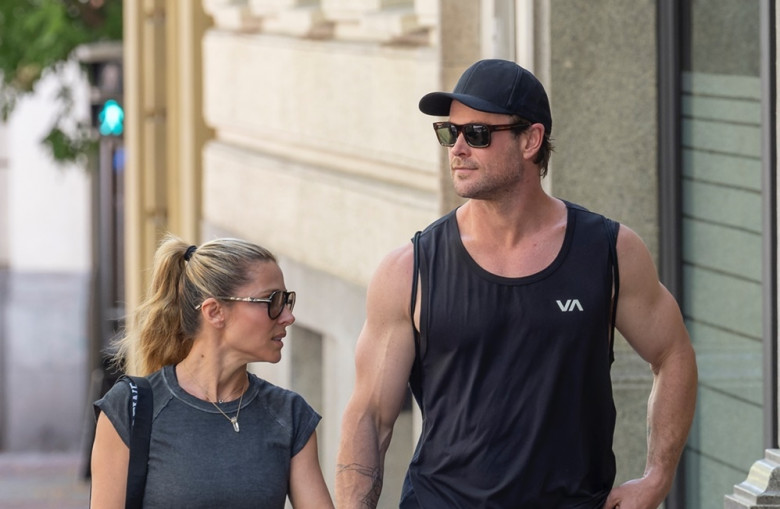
[335,244,417,508]
[605,226,698,509]
[90,412,129,509]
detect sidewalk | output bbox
[0,452,90,509]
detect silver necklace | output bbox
[216,384,244,403]
[211,391,244,432]
[183,363,247,433]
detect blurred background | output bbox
[0,1,775,508]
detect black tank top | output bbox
[402,202,619,509]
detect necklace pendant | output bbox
[230,417,240,433]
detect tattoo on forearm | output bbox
[337,463,383,507]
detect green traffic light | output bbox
[98,99,124,136]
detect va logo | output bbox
[556,299,584,312]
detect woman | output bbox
[90,235,334,508]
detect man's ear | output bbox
[199,298,225,328]
[522,123,545,161]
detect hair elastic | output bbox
[184,245,197,261]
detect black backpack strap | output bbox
[119,375,153,509]
[604,217,621,363]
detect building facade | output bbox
[120,1,778,507]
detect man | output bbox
[336,59,697,508]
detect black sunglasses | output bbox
[197,290,296,319]
[432,121,531,148]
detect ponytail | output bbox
[113,234,277,375]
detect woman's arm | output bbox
[288,431,334,508]
[90,412,129,509]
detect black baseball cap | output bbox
[419,59,552,135]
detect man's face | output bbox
[447,101,531,200]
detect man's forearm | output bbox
[335,461,384,508]
[336,421,392,508]
[645,341,698,488]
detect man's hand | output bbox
[603,476,667,509]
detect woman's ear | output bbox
[199,298,225,328]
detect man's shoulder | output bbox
[418,208,457,238]
[564,199,604,218]
[564,200,620,231]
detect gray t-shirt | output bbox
[95,364,321,508]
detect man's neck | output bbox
[455,193,568,277]
[458,191,563,245]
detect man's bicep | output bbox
[352,246,417,425]
[615,227,691,366]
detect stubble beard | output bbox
[451,153,526,201]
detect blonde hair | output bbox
[114,234,276,375]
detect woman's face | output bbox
[221,261,295,364]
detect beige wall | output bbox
[201,33,440,286]
[123,0,211,317]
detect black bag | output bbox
[119,375,153,509]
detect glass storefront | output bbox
[679,1,764,507]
